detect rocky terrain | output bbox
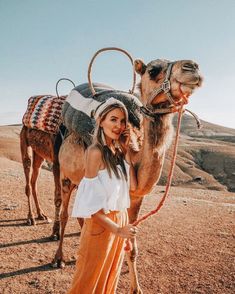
[160,115,235,192]
[0,117,234,293]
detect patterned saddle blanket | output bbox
[22,95,67,134]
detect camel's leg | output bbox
[31,151,51,222]
[51,160,62,240]
[126,238,142,294]
[20,128,36,225]
[126,196,144,294]
[52,178,75,268]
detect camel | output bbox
[20,125,65,240]
[52,58,203,293]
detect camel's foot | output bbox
[50,232,60,241]
[26,217,36,226]
[130,287,143,294]
[37,213,52,223]
[51,248,65,268]
[50,221,60,241]
[51,256,65,269]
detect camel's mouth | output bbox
[176,74,203,98]
[178,68,203,85]
[178,84,197,99]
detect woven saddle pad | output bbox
[22,95,67,134]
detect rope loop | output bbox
[87,47,136,96]
[56,78,76,98]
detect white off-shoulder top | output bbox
[71,163,130,218]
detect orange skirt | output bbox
[67,210,128,294]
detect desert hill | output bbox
[166,115,235,192]
[0,115,235,192]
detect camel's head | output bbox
[135,59,203,108]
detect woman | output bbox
[67,97,138,294]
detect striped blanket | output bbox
[22,95,67,134]
[62,83,143,145]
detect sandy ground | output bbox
[0,155,234,294]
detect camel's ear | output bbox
[134,59,147,75]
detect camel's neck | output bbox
[138,86,173,155]
[144,114,173,154]
[132,113,174,197]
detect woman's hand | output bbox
[119,124,130,154]
[92,211,138,239]
[116,224,138,239]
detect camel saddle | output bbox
[22,95,67,134]
[62,83,143,145]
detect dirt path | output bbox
[0,158,234,293]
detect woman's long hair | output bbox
[93,104,128,181]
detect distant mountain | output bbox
[174,114,235,142]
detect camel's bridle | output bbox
[148,62,176,106]
[139,61,201,128]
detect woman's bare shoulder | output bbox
[85,145,103,177]
[87,144,102,160]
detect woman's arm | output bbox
[92,210,137,239]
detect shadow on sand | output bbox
[0,261,76,279]
[0,232,81,249]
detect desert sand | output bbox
[0,123,234,294]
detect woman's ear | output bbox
[96,117,101,126]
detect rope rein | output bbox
[124,103,185,251]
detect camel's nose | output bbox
[182,61,199,72]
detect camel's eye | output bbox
[148,66,162,80]
[182,63,198,72]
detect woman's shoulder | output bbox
[86,144,103,164]
[84,144,103,177]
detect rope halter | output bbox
[147,62,177,106]
[139,61,201,128]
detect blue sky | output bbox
[1,0,235,128]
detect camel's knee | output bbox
[61,178,71,193]
[62,178,71,187]
[54,199,62,208]
[23,158,31,168]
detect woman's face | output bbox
[100,108,126,141]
